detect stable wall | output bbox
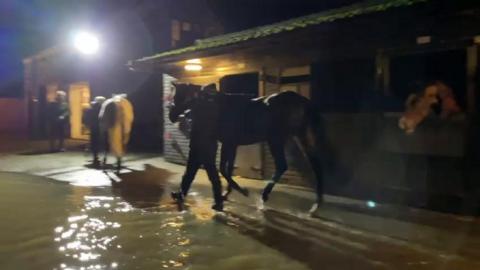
[0,98,27,133]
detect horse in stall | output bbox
[169,83,325,211]
[399,81,462,134]
[99,94,134,173]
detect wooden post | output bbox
[382,56,391,96]
[259,67,268,179]
[466,45,478,113]
[23,58,34,138]
[375,51,384,93]
[259,67,266,97]
[276,67,282,92]
[375,50,391,96]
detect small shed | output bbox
[130,0,480,212]
[23,46,163,150]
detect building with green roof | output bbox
[130,0,480,212]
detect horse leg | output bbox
[220,145,233,199]
[102,133,109,168]
[297,125,324,212]
[116,157,121,174]
[262,138,287,202]
[102,150,108,168]
[220,144,248,200]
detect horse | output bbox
[168,83,325,211]
[398,81,462,134]
[99,94,134,173]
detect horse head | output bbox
[168,83,201,123]
[398,83,441,134]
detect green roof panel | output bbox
[134,0,427,64]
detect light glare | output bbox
[73,32,99,55]
[184,64,202,71]
[367,200,376,208]
[186,59,201,64]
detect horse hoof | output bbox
[309,203,320,215]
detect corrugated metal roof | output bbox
[133,0,427,64]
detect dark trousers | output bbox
[49,120,66,151]
[180,146,223,206]
[90,129,101,162]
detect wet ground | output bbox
[0,171,309,270]
[2,154,480,270]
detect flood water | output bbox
[0,172,309,270]
[4,168,480,270]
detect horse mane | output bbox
[99,98,117,129]
[99,94,129,129]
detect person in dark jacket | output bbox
[171,84,224,211]
[48,91,69,152]
[83,96,106,167]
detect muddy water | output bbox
[0,172,308,270]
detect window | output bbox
[311,58,375,112]
[389,49,467,112]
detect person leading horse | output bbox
[169,83,325,213]
[170,84,236,211]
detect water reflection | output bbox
[55,196,124,269]
[55,165,187,269]
[0,171,309,270]
[107,164,175,209]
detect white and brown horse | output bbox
[99,94,134,172]
[399,81,462,134]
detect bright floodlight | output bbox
[73,31,99,55]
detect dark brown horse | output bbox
[169,83,324,210]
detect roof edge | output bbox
[132,0,428,65]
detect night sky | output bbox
[0,0,360,94]
[0,0,104,87]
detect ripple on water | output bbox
[0,173,309,270]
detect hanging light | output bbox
[186,59,201,64]
[184,64,202,71]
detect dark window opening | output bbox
[389,49,467,112]
[311,58,375,112]
[219,72,259,98]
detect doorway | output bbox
[68,82,91,140]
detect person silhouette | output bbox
[171,84,224,211]
[83,96,106,167]
[48,91,69,152]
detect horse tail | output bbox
[304,101,325,149]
